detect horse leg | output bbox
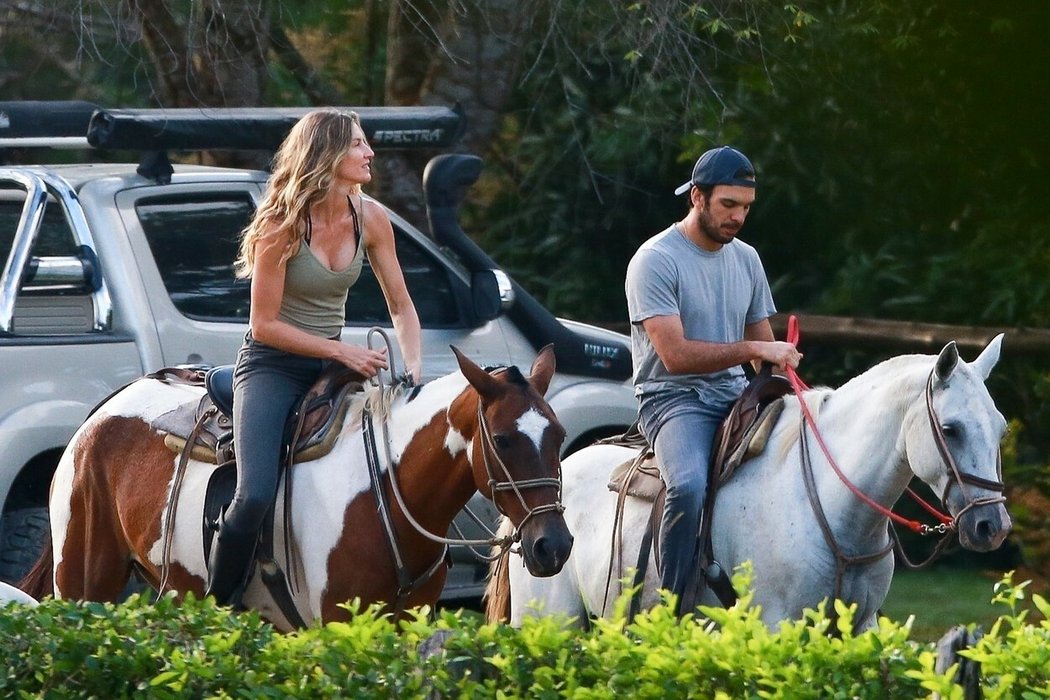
[49,424,140,601]
[51,497,135,601]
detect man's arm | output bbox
[743,318,776,373]
[642,314,800,374]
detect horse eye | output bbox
[493,434,512,449]
[941,423,960,438]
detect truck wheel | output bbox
[0,507,49,584]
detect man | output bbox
[624,145,802,614]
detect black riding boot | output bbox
[205,515,259,607]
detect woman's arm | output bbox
[365,203,422,382]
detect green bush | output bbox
[1,575,1047,698]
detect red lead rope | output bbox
[782,314,952,534]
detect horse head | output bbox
[451,344,574,577]
[906,334,1012,551]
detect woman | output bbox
[206,109,422,606]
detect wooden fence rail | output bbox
[770,313,1050,357]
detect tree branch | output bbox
[268,21,340,105]
[123,0,189,105]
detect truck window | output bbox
[137,194,254,321]
[137,194,461,328]
[0,198,80,261]
[347,228,462,328]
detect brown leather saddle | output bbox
[605,364,794,612]
[150,363,366,469]
[147,362,366,531]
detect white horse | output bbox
[486,336,1012,632]
[0,580,37,606]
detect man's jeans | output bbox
[638,387,737,612]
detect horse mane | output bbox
[482,364,528,389]
[772,387,832,466]
[770,353,934,466]
[345,381,408,429]
[495,365,528,387]
[836,353,930,395]
[340,364,525,437]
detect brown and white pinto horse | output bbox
[21,346,572,629]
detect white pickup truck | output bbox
[0,102,637,600]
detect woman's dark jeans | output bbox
[224,333,328,536]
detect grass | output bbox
[880,566,1023,642]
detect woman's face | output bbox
[335,121,375,186]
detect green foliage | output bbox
[2,575,1049,697]
[465,1,1050,345]
[0,592,275,698]
[909,575,1050,698]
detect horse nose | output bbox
[964,505,1011,552]
[529,528,574,575]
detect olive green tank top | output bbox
[277,197,365,338]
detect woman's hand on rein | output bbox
[334,342,388,378]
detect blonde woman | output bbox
[206,109,422,606]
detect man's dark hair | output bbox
[685,184,715,212]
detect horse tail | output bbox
[18,531,54,599]
[483,517,514,623]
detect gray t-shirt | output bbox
[625,224,776,398]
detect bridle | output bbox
[361,352,564,613]
[788,365,1006,538]
[381,374,564,553]
[474,399,565,528]
[920,369,1006,528]
[785,316,1005,535]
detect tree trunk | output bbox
[127,0,273,167]
[380,0,531,228]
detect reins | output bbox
[784,315,993,536]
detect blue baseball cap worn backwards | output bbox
[673,146,756,195]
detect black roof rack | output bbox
[0,101,465,151]
[0,101,101,147]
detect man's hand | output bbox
[760,341,803,371]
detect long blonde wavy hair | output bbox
[234,109,363,278]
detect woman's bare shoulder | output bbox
[362,197,391,224]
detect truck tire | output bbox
[0,507,49,584]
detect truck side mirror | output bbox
[471,269,513,322]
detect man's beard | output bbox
[699,211,738,246]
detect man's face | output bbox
[696,184,756,246]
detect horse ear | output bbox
[935,340,960,383]
[970,333,1004,381]
[529,344,557,396]
[451,345,501,401]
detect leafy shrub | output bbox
[1,575,1047,698]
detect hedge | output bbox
[1,573,1047,699]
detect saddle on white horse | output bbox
[607,365,792,499]
[604,365,794,612]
